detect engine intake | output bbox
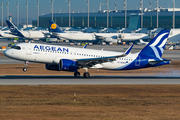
[60,59,78,72]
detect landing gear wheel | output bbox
[23,61,28,72]
[23,67,27,72]
[74,71,80,77]
[83,72,90,78]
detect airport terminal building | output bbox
[33,8,180,30]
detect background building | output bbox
[33,8,180,30]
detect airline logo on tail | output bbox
[49,20,65,33]
[149,32,169,59]
[6,20,25,38]
[51,23,57,29]
[139,30,170,59]
[10,26,16,32]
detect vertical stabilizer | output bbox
[6,20,24,37]
[49,20,65,33]
[139,30,170,59]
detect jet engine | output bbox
[118,33,124,39]
[105,37,117,43]
[60,59,78,72]
[45,59,78,72]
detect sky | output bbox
[0,0,178,20]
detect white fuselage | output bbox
[21,30,46,39]
[53,32,149,42]
[95,33,150,41]
[4,43,138,70]
[54,32,96,41]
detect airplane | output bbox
[4,30,170,78]
[6,20,49,40]
[49,20,150,44]
[49,20,97,42]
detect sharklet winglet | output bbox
[124,44,133,55]
[83,44,88,49]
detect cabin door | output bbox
[135,56,141,66]
[26,45,32,55]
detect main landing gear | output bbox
[83,72,90,78]
[74,71,80,77]
[23,61,28,72]
[74,68,90,78]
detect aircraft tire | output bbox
[23,67,27,72]
[74,71,80,77]
[83,72,90,78]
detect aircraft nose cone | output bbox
[4,49,11,58]
[4,49,8,57]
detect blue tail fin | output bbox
[139,30,170,59]
[6,20,24,37]
[49,20,65,33]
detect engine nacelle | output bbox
[105,37,118,43]
[60,59,78,72]
[45,63,61,71]
[118,33,124,39]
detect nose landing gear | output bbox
[23,61,28,72]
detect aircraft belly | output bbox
[102,61,128,70]
[61,34,94,41]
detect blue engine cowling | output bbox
[60,59,78,72]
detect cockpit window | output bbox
[11,46,21,50]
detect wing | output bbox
[42,32,51,35]
[94,33,105,40]
[76,45,133,68]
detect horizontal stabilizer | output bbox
[148,59,171,65]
